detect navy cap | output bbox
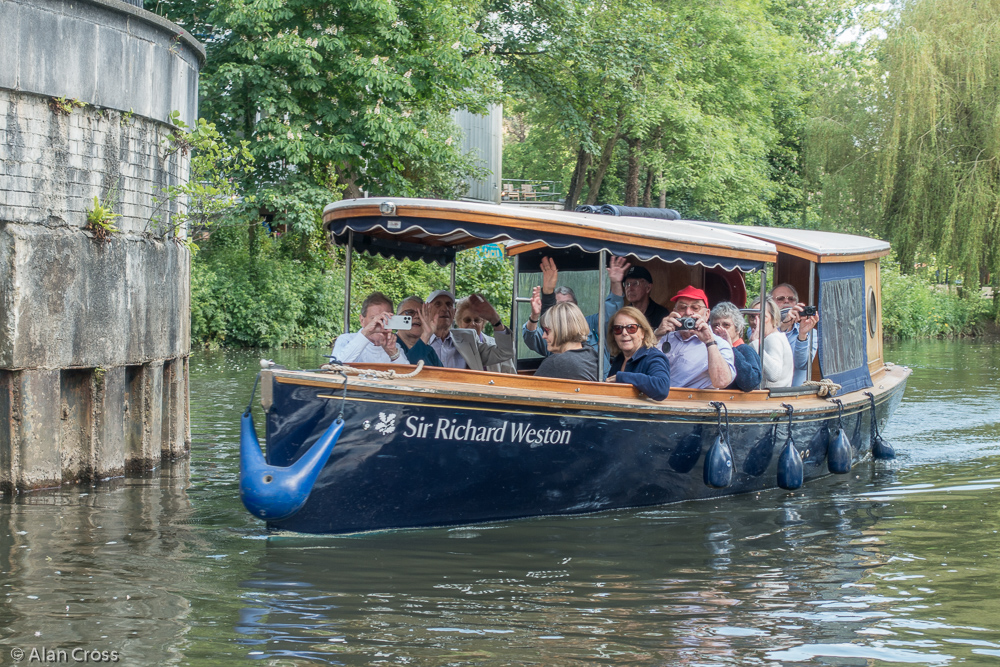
[622,266,653,284]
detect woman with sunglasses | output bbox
[747,296,793,388]
[533,302,600,381]
[604,306,671,400]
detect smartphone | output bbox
[386,314,412,331]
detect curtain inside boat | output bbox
[817,261,873,393]
[328,216,766,273]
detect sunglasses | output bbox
[540,326,552,335]
[612,323,640,335]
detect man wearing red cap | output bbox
[656,285,736,389]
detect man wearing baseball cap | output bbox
[425,289,514,371]
[606,264,672,333]
[656,285,736,389]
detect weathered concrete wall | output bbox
[0,0,201,492]
[0,0,202,126]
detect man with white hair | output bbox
[425,289,514,371]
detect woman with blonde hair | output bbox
[748,296,793,388]
[604,306,671,400]
[534,302,599,381]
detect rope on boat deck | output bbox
[319,359,426,379]
[803,378,842,397]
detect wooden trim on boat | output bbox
[763,240,891,264]
[271,363,910,418]
[313,362,780,401]
[323,204,778,264]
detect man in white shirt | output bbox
[332,292,410,364]
[655,285,736,389]
[425,289,514,371]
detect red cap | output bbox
[670,285,709,306]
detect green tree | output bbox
[808,0,1000,287]
[488,0,850,224]
[151,0,499,231]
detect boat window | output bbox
[867,286,878,337]
[516,268,605,364]
[820,276,866,374]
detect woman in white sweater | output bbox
[748,297,794,388]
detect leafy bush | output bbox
[880,255,988,339]
[192,235,513,348]
[191,240,343,348]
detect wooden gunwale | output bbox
[322,203,778,264]
[270,363,909,420]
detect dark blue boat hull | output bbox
[260,375,908,535]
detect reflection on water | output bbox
[0,341,998,665]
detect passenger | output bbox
[331,291,409,364]
[533,302,599,381]
[604,306,671,400]
[606,264,672,333]
[425,290,514,371]
[748,296,794,388]
[394,296,443,367]
[771,283,819,385]
[522,256,627,369]
[710,301,762,392]
[456,295,516,374]
[655,286,736,389]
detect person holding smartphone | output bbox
[331,292,410,364]
[394,296,443,367]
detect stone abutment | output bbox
[0,0,203,491]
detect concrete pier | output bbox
[0,0,203,491]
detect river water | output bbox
[1,340,999,666]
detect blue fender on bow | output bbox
[240,411,344,521]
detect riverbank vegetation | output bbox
[148,0,1000,347]
[880,256,990,340]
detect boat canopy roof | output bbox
[699,223,891,263]
[323,198,778,272]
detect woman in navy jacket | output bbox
[605,306,672,400]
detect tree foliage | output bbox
[483,0,860,224]
[151,0,499,226]
[808,0,1000,286]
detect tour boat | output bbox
[239,198,909,534]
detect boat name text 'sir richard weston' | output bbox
[401,415,572,445]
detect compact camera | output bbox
[678,316,698,330]
[800,305,818,317]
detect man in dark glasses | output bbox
[656,285,736,389]
[612,265,672,334]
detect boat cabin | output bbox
[323,197,891,398]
